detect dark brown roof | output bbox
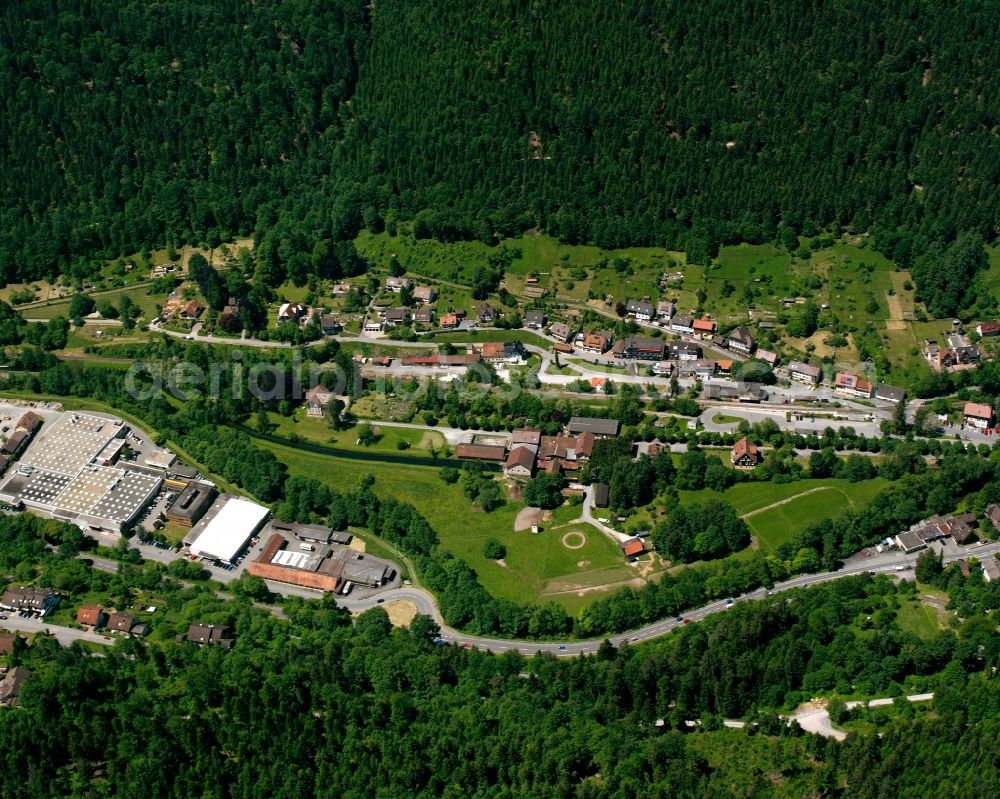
[505,446,536,472]
[106,612,138,633]
[456,444,506,461]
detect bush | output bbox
[482,538,506,560]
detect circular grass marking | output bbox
[561,530,587,550]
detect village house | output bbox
[656,301,675,321]
[621,537,649,560]
[0,667,31,707]
[385,277,413,293]
[579,332,611,354]
[504,446,537,478]
[714,358,733,374]
[107,612,140,636]
[705,382,767,402]
[278,302,307,323]
[525,310,546,329]
[548,321,573,342]
[692,318,717,338]
[412,308,434,325]
[671,315,695,335]
[625,299,655,322]
[755,349,778,367]
[612,337,665,360]
[217,298,241,332]
[179,623,234,649]
[946,333,979,364]
[178,300,206,321]
[726,326,755,355]
[987,503,1000,533]
[730,437,760,469]
[476,303,496,324]
[678,359,715,379]
[439,313,459,329]
[382,307,408,327]
[982,555,1000,583]
[320,314,341,335]
[304,385,337,417]
[669,341,700,361]
[652,361,673,376]
[412,286,437,304]
[963,401,994,430]
[875,383,905,404]
[976,321,1000,337]
[833,372,873,399]
[363,320,385,334]
[331,283,353,296]
[76,604,107,630]
[537,431,595,472]
[787,360,822,385]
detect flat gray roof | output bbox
[567,417,620,436]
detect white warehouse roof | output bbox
[189,497,269,563]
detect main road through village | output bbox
[12,536,1000,658]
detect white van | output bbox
[299,543,315,552]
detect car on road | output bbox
[459,642,472,649]
[682,618,691,625]
[674,616,683,622]
[432,638,445,645]
[725,598,734,607]
[558,644,566,650]
[376,598,385,604]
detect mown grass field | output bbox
[745,480,888,551]
[680,477,889,552]
[265,410,449,456]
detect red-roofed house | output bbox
[833,372,873,399]
[976,321,1000,337]
[76,604,107,629]
[621,538,648,560]
[692,318,717,338]
[964,402,994,430]
[731,437,760,469]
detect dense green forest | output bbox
[2,0,998,285]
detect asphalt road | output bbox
[0,612,116,648]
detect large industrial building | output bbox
[0,412,163,533]
[185,495,270,563]
[248,524,394,593]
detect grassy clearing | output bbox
[746,480,888,551]
[265,409,449,456]
[896,595,946,639]
[679,478,889,552]
[355,230,687,308]
[26,284,167,321]
[254,436,629,608]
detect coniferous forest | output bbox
[2,0,999,283]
